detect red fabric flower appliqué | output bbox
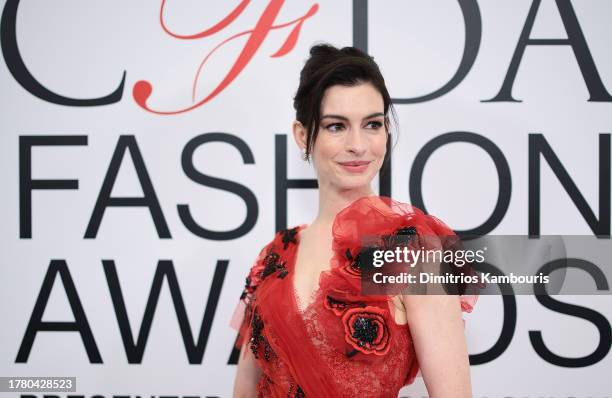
[342,306,391,356]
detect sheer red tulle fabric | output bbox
[230,196,480,397]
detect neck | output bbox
[310,183,377,231]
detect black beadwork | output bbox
[260,250,288,279]
[281,226,299,250]
[240,276,253,300]
[352,316,378,346]
[249,310,263,355]
[288,383,305,398]
[250,309,274,361]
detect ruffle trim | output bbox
[323,195,481,313]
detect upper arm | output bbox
[233,340,262,398]
[401,293,472,398]
[232,239,276,346]
[398,211,481,396]
[232,238,277,397]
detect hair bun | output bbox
[340,46,370,59]
[309,44,371,61]
[312,43,345,56]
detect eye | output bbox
[365,120,384,130]
[325,122,345,132]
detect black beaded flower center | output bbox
[352,317,378,345]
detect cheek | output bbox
[373,134,388,158]
[313,135,341,160]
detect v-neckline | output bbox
[291,223,326,314]
[289,222,408,326]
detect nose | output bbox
[345,127,366,156]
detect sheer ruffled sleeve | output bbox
[329,196,482,314]
[229,238,276,350]
[420,212,482,314]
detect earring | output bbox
[301,149,309,161]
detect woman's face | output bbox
[301,82,388,191]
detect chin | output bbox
[335,175,375,190]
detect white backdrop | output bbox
[1,0,611,396]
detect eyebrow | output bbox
[320,112,384,122]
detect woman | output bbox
[231,43,479,397]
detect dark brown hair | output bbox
[293,43,398,171]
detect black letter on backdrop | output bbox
[530,259,611,367]
[1,0,126,105]
[16,260,102,363]
[275,134,318,231]
[410,132,511,237]
[353,0,482,104]
[103,259,228,363]
[468,262,517,365]
[352,0,393,196]
[85,135,170,238]
[19,135,88,238]
[485,0,612,102]
[179,133,258,240]
[528,134,610,236]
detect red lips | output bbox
[338,160,371,173]
[338,160,371,166]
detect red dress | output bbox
[230,196,480,397]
